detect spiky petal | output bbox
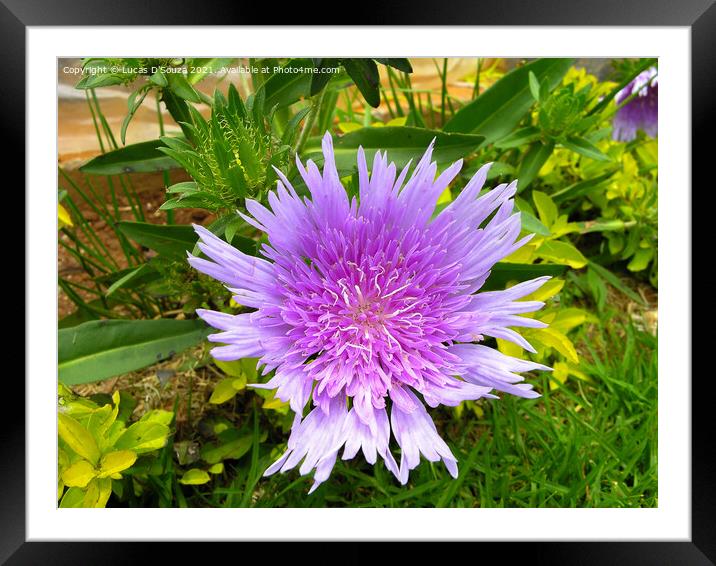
[190,132,550,491]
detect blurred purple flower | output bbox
[612,67,658,142]
[189,133,550,492]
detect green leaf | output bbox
[374,58,413,73]
[444,58,573,142]
[536,240,588,268]
[551,170,618,203]
[58,413,100,465]
[342,59,381,108]
[186,58,234,84]
[139,409,174,427]
[98,450,137,478]
[494,126,541,149]
[121,87,149,145]
[166,181,199,194]
[627,247,654,272]
[520,210,551,237]
[260,58,314,110]
[532,327,580,364]
[209,378,242,404]
[201,435,252,464]
[82,478,113,508]
[532,191,559,228]
[58,319,210,385]
[303,127,484,173]
[114,422,170,454]
[117,221,197,260]
[480,263,567,291]
[517,140,555,191]
[587,261,646,305]
[179,468,211,485]
[79,140,180,175]
[105,264,156,297]
[149,69,168,87]
[62,460,97,488]
[59,487,86,508]
[166,72,202,103]
[309,58,338,96]
[528,71,541,101]
[208,463,225,474]
[562,135,611,162]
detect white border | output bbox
[29,27,690,541]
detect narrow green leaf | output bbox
[517,140,555,191]
[303,127,484,173]
[562,135,611,162]
[167,72,202,103]
[587,261,646,305]
[444,58,573,142]
[117,221,197,260]
[528,71,541,101]
[494,126,541,149]
[79,140,179,175]
[480,263,567,291]
[260,58,314,110]
[58,319,210,385]
[105,264,155,297]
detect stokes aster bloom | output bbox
[612,67,658,142]
[189,133,550,492]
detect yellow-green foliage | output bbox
[57,385,173,508]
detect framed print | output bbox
[7,0,710,562]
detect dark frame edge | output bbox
[7,0,711,562]
[1,0,26,564]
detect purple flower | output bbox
[612,67,658,142]
[189,133,550,492]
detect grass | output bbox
[162,292,657,508]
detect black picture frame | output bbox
[8,1,707,562]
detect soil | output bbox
[57,168,217,319]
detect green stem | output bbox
[295,89,325,155]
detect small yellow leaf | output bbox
[98,450,137,478]
[532,327,580,364]
[497,338,526,359]
[501,243,537,264]
[59,487,86,508]
[437,187,452,205]
[208,463,224,474]
[337,122,362,133]
[551,308,588,334]
[58,413,100,466]
[58,204,73,228]
[549,361,570,390]
[536,240,588,269]
[523,278,565,302]
[62,460,97,488]
[209,378,241,404]
[386,116,407,127]
[215,359,243,377]
[179,468,211,485]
